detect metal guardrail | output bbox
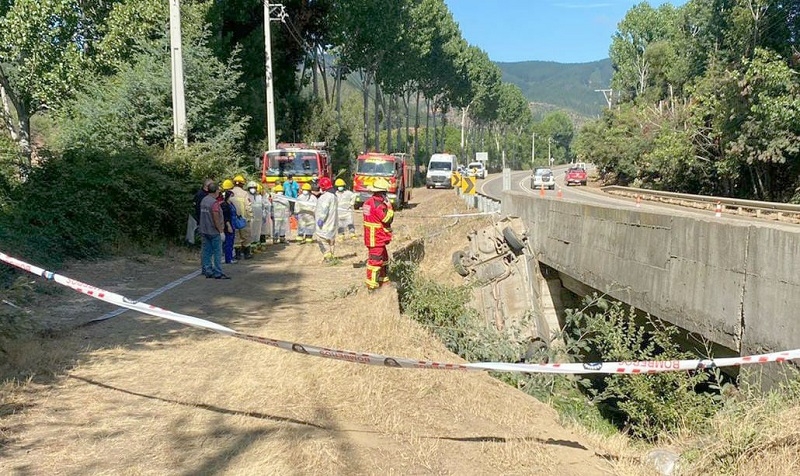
[603,185,800,223]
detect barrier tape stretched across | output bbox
[2,250,799,374]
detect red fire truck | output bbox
[353,152,413,209]
[258,142,332,190]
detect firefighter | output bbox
[231,174,253,260]
[335,178,356,239]
[247,181,265,253]
[362,177,394,290]
[296,182,317,243]
[271,184,289,244]
[315,177,338,262]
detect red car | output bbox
[565,167,587,186]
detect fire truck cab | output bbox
[353,152,413,209]
[257,142,332,190]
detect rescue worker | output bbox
[247,181,264,253]
[315,177,338,262]
[362,178,394,290]
[231,174,253,260]
[259,183,271,247]
[335,178,356,239]
[296,182,317,243]
[271,184,290,244]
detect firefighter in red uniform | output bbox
[362,178,394,290]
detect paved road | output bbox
[478,167,800,228]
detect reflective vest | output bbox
[362,194,394,247]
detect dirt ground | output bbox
[0,188,616,475]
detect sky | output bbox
[443,0,688,64]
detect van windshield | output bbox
[429,161,452,171]
[468,163,482,169]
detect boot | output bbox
[244,246,253,259]
[234,247,242,261]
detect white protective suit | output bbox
[335,188,356,236]
[296,192,317,239]
[272,193,290,241]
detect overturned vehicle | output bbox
[452,217,553,359]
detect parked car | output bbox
[565,167,587,186]
[531,167,555,190]
[466,161,487,179]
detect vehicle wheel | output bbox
[581,181,587,186]
[452,250,470,277]
[550,185,555,190]
[502,226,525,254]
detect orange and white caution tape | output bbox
[2,251,798,374]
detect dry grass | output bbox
[0,188,611,475]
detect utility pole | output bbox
[264,1,287,151]
[460,102,471,163]
[548,137,552,165]
[531,132,535,169]
[169,0,187,147]
[595,88,613,109]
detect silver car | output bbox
[531,167,555,190]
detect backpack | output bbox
[230,202,247,230]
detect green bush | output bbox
[392,261,525,363]
[563,296,718,440]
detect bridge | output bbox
[477,169,800,366]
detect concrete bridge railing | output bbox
[501,191,800,357]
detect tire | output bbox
[452,250,470,277]
[502,226,525,254]
[581,181,587,186]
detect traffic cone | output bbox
[636,195,641,208]
[715,201,722,218]
[557,186,563,199]
[539,183,545,197]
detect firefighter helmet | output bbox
[301,183,312,191]
[246,181,257,190]
[273,184,284,192]
[319,177,333,190]
[257,183,263,194]
[370,178,390,192]
[222,179,234,191]
[334,178,346,187]
[233,174,246,185]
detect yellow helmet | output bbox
[233,174,246,185]
[273,184,284,192]
[335,178,346,187]
[301,183,312,191]
[222,179,234,191]
[257,183,263,194]
[370,178,390,192]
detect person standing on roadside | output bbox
[247,181,264,253]
[271,184,290,244]
[362,178,393,290]
[315,177,338,262]
[283,173,299,215]
[220,190,237,264]
[199,183,229,279]
[296,183,317,243]
[335,178,356,240]
[231,174,253,260]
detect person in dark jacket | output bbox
[220,190,237,264]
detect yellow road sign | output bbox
[451,172,461,188]
[461,176,476,195]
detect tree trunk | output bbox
[0,66,32,170]
[362,71,370,152]
[386,95,392,152]
[432,101,438,153]
[415,90,421,173]
[425,98,431,157]
[335,65,343,128]
[404,90,411,154]
[311,51,319,98]
[374,81,380,151]
[319,46,330,105]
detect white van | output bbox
[426,153,458,189]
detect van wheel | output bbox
[452,250,470,277]
[502,227,525,254]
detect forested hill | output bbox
[497,59,613,117]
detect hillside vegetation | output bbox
[498,59,613,117]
